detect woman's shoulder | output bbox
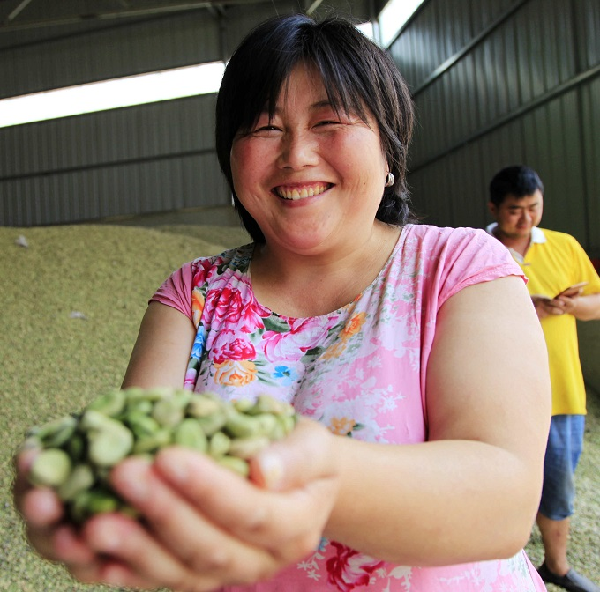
[403,224,500,254]
[190,242,253,265]
[187,243,254,277]
[159,243,253,299]
[400,223,518,280]
[406,223,488,239]
[395,224,523,308]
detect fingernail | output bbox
[121,461,151,501]
[257,452,283,490]
[95,524,121,552]
[157,451,189,485]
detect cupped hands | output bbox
[14,417,340,592]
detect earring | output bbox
[385,172,395,187]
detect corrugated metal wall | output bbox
[390,0,600,258]
[0,9,229,226]
[1,95,230,225]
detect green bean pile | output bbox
[23,388,297,525]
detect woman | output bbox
[15,14,551,591]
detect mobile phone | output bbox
[530,293,552,301]
[555,282,588,299]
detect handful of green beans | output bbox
[23,388,297,525]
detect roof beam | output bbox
[0,0,261,32]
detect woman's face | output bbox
[230,63,388,256]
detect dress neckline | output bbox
[243,225,410,321]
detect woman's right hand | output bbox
[13,448,106,580]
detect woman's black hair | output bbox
[215,13,416,243]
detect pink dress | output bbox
[152,224,546,591]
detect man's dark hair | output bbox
[489,166,545,206]
[215,13,416,243]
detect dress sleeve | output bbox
[149,261,194,321]
[433,227,526,309]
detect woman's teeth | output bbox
[276,183,329,200]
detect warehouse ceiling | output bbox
[0,0,381,45]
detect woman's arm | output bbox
[321,275,551,564]
[122,300,196,389]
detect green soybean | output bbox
[24,388,297,526]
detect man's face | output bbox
[489,189,544,240]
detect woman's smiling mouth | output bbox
[274,182,332,200]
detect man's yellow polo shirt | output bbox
[505,228,600,416]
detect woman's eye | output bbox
[315,120,340,127]
[249,125,281,136]
[249,125,281,135]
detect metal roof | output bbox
[0,0,381,48]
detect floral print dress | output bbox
[152,224,546,591]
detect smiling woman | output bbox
[14,13,552,592]
[229,64,390,267]
[215,14,415,247]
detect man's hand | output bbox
[530,293,578,319]
[546,294,579,316]
[532,289,599,320]
[530,295,552,320]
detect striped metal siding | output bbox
[390,0,600,257]
[0,11,222,99]
[0,10,229,226]
[389,0,515,92]
[0,94,230,226]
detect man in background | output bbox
[487,165,600,592]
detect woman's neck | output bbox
[250,224,402,317]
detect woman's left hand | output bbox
[74,417,340,591]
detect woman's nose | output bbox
[278,131,319,169]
